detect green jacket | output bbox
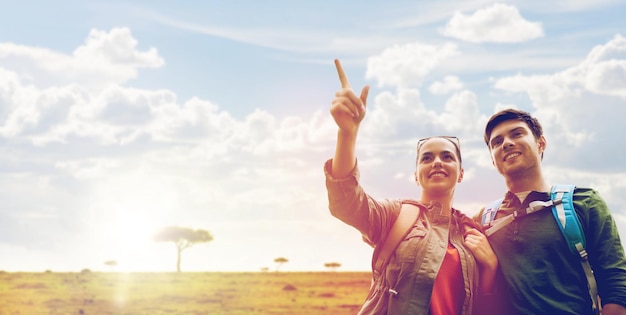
[477,188,626,314]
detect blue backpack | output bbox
[481,184,600,315]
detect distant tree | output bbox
[260,267,269,272]
[324,262,341,271]
[274,257,288,272]
[104,260,118,271]
[153,226,214,272]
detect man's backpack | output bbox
[481,184,600,315]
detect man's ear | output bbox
[538,135,547,152]
[537,135,547,160]
[414,171,420,186]
[458,168,464,183]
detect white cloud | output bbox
[585,60,626,98]
[0,28,164,92]
[494,34,626,105]
[436,90,484,135]
[55,158,120,180]
[0,69,39,137]
[0,30,338,254]
[366,42,459,88]
[441,3,544,43]
[73,28,162,67]
[429,75,464,94]
[581,34,626,98]
[493,34,626,170]
[358,87,446,145]
[0,28,168,141]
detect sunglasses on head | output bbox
[416,136,462,164]
[417,136,460,151]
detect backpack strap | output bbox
[482,199,503,227]
[551,185,586,254]
[481,197,548,236]
[373,202,421,275]
[551,184,600,315]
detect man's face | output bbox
[487,120,545,178]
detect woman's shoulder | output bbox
[452,208,482,230]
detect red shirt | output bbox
[429,243,465,315]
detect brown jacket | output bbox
[325,159,509,315]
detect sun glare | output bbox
[115,213,156,249]
[90,172,184,272]
[100,211,161,271]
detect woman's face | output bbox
[415,137,464,193]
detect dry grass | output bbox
[0,271,371,315]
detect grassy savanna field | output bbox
[0,271,371,315]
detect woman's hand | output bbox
[329,59,369,178]
[465,228,499,294]
[331,59,369,134]
[464,228,497,269]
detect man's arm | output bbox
[580,189,626,312]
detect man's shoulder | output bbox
[549,185,599,202]
[570,186,603,204]
[572,186,596,195]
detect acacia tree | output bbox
[324,262,341,271]
[274,257,288,271]
[153,226,213,272]
[104,260,118,272]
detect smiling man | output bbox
[477,108,626,315]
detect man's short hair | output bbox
[484,108,544,146]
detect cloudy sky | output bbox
[1,0,625,273]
